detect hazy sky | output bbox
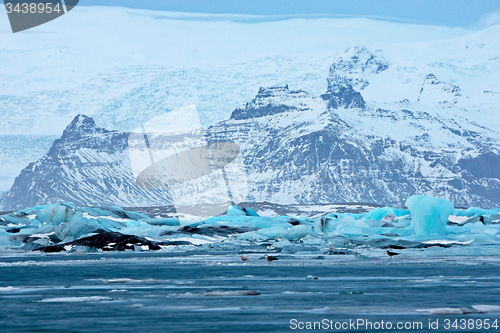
[79,0,500,27]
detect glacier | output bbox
[1,195,499,257]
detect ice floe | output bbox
[417,308,478,315]
[0,195,500,257]
[472,305,500,313]
[39,296,112,303]
[0,286,20,293]
[203,290,260,296]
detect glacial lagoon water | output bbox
[1,252,500,333]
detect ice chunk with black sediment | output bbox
[2,195,500,254]
[160,224,259,238]
[37,203,78,225]
[55,214,104,243]
[38,231,162,252]
[447,215,471,225]
[313,216,336,233]
[227,206,260,217]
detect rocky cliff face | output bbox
[230,85,310,120]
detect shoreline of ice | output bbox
[0,195,499,259]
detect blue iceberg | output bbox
[406,195,454,236]
[0,198,499,257]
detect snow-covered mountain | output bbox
[0,115,172,209]
[2,44,500,210]
[1,7,499,206]
[1,7,498,194]
[208,59,500,208]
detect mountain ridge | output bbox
[2,44,500,210]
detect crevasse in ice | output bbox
[0,196,499,255]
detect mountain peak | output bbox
[257,85,288,96]
[255,85,308,99]
[418,73,461,104]
[332,45,389,76]
[341,45,372,61]
[230,85,309,120]
[61,114,107,139]
[425,73,438,81]
[326,45,389,95]
[66,114,96,131]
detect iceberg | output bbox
[143,218,181,226]
[227,206,260,217]
[38,204,78,225]
[406,195,454,236]
[0,196,499,257]
[285,225,313,240]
